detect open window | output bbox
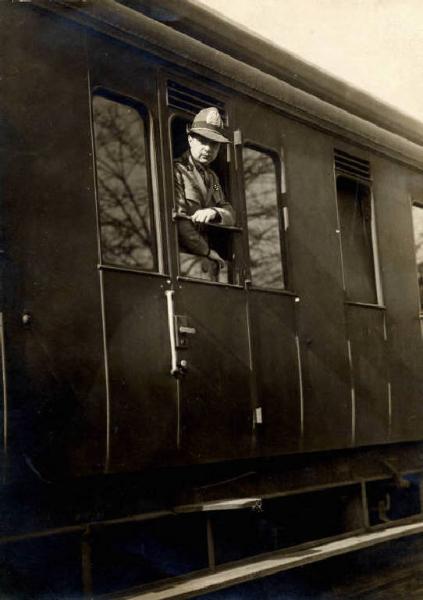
[334,150,380,304]
[336,176,379,304]
[242,145,286,290]
[168,81,238,284]
[92,92,158,271]
[412,202,423,313]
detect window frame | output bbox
[91,87,161,274]
[168,106,243,288]
[334,170,383,307]
[411,199,423,316]
[241,140,289,293]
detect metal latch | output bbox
[175,315,196,348]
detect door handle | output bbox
[165,290,182,377]
[165,292,195,376]
[175,315,196,348]
[179,325,196,335]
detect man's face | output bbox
[188,133,221,165]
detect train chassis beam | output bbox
[124,519,423,600]
[0,470,423,598]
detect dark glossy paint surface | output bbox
[249,290,301,453]
[0,5,106,475]
[0,2,422,481]
[233,98,301,455]
[284,125,352,450]
[176,281,252,462]
[346,305,389,445]
[102,271,177,471]
[88,34,180,471]
[2,7,423,598]
[373,160,423,442]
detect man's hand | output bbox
[207,249,225,269]
[191,208,218,223]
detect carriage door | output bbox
[162,79,253,463]
[89,39,177,472]
[233,98,302,455]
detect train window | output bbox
[171,115,235,284]
[92,94,157,271]
[336,176,378,303]
[412,203,423,312]
[242,145,285,289]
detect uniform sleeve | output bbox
[210,172,235,226]
[214,202,235,226]
[174,163,210,256]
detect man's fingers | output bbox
[194,214,207,223]
[207,250,225,268]
[191,209,215,223]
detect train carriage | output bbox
[0,0,422,597]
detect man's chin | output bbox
[192,154,212,165]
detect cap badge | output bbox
[206,108,222,127]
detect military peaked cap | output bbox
[187,107,230,143]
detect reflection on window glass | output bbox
[92,95,156,270]
[336,177,377,303]
[412,204,423,311]
[179,252,229,284]
[243,146,284,289]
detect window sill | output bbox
[247,285,298,298]
[97,263,167,277]
[344,300,386,310]
[176,275,243,290]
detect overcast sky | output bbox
[195,0,423,123]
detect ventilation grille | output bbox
[167,80,227,123]
[334,149,371,180]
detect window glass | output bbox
[412,204,423,311]
[336,176,377,303]
[92,95,156,270]
[243,146,284,289]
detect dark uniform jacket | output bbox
[174,151,234,256]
